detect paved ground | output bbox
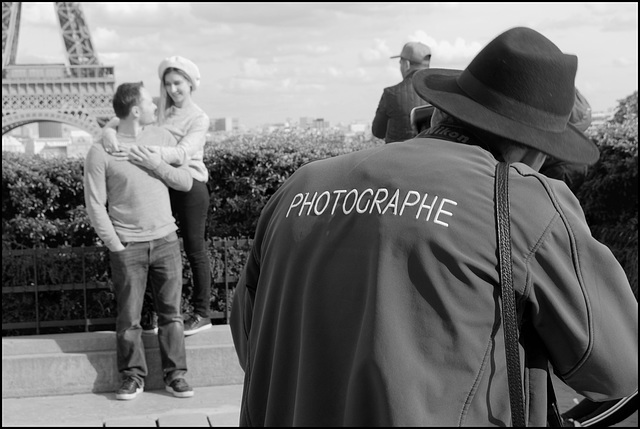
[2,378,636,427]
[1,384,243,427]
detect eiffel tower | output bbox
[1,2,115,139]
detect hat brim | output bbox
[412,68,599,165]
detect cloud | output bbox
[191,3,336,28]
[613,57,637,67]
[226,78,269,93]
[101,32,164,56]
[190,3,405,28]
[359,39,393,66]
[408,31,483,67]
[274,44,332,56]
[600,14,638,32]
[219,57,330,95]
[240,58,279,79]
[21,3,58,27]
[538,2,638,33]
[88,2,192,29]
[10,2,637,127]
[224,76,324,94]
[199,23,236,38]
[92,27,120,51]
[320,66,379,84]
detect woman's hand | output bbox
[106,142,134,160]
[101,124,120,153]
[128,145,162,170]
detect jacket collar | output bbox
[418,124,497,157]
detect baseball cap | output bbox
[391,42,431,64]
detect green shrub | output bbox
[2,153,95,248]
[2,93,637,331]
[570,91,638,297]
[205,130,381,238]
[572,92,638,228]
[2,130,381,247]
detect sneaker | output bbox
[141,312,158,335]
[183,314,212,336]
[165,378,194,398]
[116,377,143,400]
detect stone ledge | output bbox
[2,325,233,355]
[1,325,244,398]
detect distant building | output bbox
[2,135,25,153]
[311,118,329,130]
[26,137,71,158]
[348,123,367,134]
[212,117,240,132]
[3,124,93,157]
[299,117,314,129]
[264,123,289,133]
[10,123,38,138]
[591,110,614,128]
[298,117,330,130]
[39,122,63,138]
[67,130,94,157]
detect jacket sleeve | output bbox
[230,182,286,371]
[527,185,637,401]
[144,130,191,191]
[231,247,258,371]
[372,92,389,140]
[151,162,193,192]
[157,113,210,166]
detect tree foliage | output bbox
[569,91,638,297]
[571,91,638,228]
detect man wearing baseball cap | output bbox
[372,41,432,143]
[230,27,637,426]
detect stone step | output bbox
[2,325,244,399]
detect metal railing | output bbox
[4,228,635,336]
[1,238,253,335]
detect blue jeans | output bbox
[110,231,187,385]
[170,179,211,318]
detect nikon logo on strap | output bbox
[425,125,471,144]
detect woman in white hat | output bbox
[100,56,213,337]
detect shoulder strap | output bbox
[495,161,527,427]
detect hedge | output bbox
[2,92,638,333]
[2,130,381,247]
[2,131,381,335]
[205,130,381,238]
[3,113,636,249]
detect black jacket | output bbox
[372,69,429,143]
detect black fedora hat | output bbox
[412,27,599,164]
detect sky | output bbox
[14,2,639,129]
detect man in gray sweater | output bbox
[84,82,194,401]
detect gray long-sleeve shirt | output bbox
[84,126,193,251]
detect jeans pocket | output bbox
[111,241,134,256]
[162,231,179,243]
